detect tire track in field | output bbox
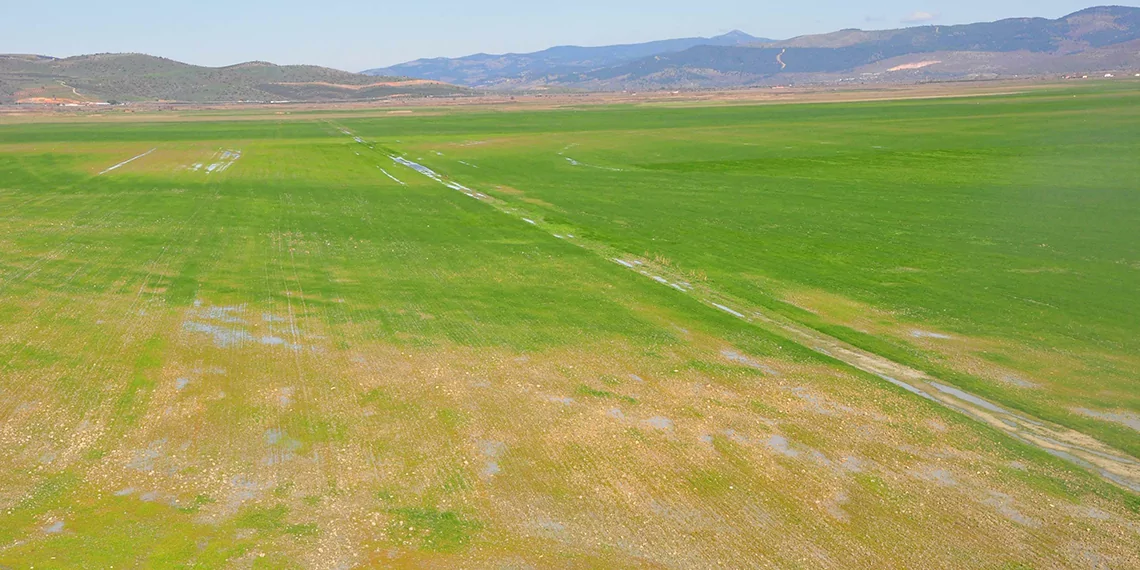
[97,148,157,176]
[333,127,1140,493]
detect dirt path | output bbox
[59,81,82,98]
[747,310,1140,491]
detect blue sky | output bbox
[3,1,1135,71]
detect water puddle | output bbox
[564,156,624,172]
[789,386,852,415]
[265,428,302,465]
[1074,408,1140,433]
[477,440,505,479]
[643,416,674,431]
[929,382,1006,414]
[721,349,780,376]
[766,434,799,457]
[378,167,406,185]
[126,439,167,472]
[191,149,242,174]
[712,303,746,318]
[183,302,302,350]
[983,491,1040,527]
[910,466,957,486]
[98,148,156,175]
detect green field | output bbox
[1,84,1138,568]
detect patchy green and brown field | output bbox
[0,83,1138,568]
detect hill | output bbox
[361,31,769,88]
[0,53,469,104]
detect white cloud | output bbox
[902,11,938,24]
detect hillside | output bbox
[0,53,469,104]
[361,31,768,88]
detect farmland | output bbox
[0,83,1138,568]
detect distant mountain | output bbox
[365,6,1140,90]
[770,5,1140,50]
[6,7,1137,103]
[361,31,770,88]
[559,6,1140,88]
[0,53,468,104]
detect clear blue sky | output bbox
[3,1,1135,71]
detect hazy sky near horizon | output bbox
[4,1,1136,71]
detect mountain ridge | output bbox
[361,31,770,87]
[0,53,468,104]
[5,6,1139,102]
[364,6,1140,90]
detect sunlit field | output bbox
[1,84,1138,568]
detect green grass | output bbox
[388,507,482,553]
[346,86,1140,455]
[575,384,638,403]
[0,84,1137,568]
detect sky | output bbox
[3,1,1136,71]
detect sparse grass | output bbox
[235,504,291,532]
[575,384,637,403]
[388,507,481,553]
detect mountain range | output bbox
[0,54,467,105]
[3,6,1138,104]
[362,31,769,88]
[366,6,1140,90]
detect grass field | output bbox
[0,83,1138,568]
